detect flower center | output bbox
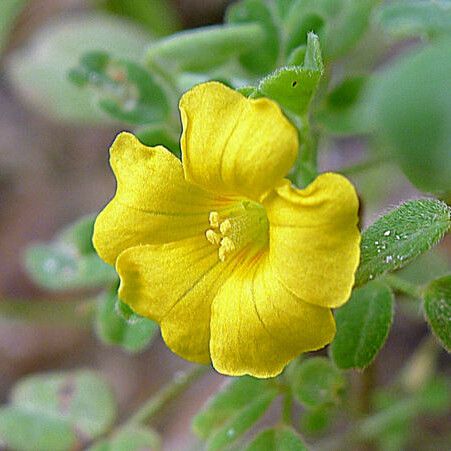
[205,201,269,261]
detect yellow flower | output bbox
[93,82,360,378]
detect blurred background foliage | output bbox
[0,0,450,450]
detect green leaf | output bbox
[24,214,117,290]
[25,243,116,291]
[316,75,374,136]
[416,375,451,414]
[423,275,451,351]
[258,32,323,116]
[376,0,451,40]
[0,370,117,451]
[322,0,375,59]
[88,426,161,451]
[331,281,394,369]
[300,405,334,435]
[245,426,308,451]
[5,13,152,123]
[0,0,29,54]
[283,0,327,56]
[276,0,298,20]
[146,23,265,73]
[360,376,450,445]
[0,407,76,451]
[193,376,278,450]
[226,0,279,74]
[96,290,158,353]
[370,38,451,195]
[284,0,375,61]
[356,200,451,286]
[99,0,181,36]
[58,214,96,255]
[70,51,169,125]
[288,357,345,408]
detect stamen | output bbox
[209,211,220,228]
[206,202,268,262]
[206,229,221,245]
[219,237,235,262]
[219,219,232,235]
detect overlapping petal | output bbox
[179,82,298,200]
[93,80,362,378]
[209,255,336,378]
[93,132,224,265]
[263,173,360,308]
[116,236,240,364]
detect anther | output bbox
[218,237,235,262]
[219,219,232,235]
[209,211,220,228]
[205,229,221,245]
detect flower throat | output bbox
[205,201,269,261]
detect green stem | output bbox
[315,396,420,451]
[126,365,209,425]
[358,363,376,416]
[398,336,439,392]
[383,274,423,299]
[339,156,385,176]
[0,0,28,53]
[289,115,318,188]
[281,392,294,425]
[0,298,95,326]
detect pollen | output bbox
[209,211,220,228]
[219,219,232,235]
[219,237,235,262]
[206,229,221,245]
[206,203,269,262]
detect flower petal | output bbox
[209,255,336,378]
[263,173,361,308]
[93,132,222,265]
[116,236,236,364]
[179,82,298,200]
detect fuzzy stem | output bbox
[281,392,294,425]
[383,274,423,299]
[0,298,95,326]
[126,365,209,426]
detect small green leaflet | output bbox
[24,215,117,291]
[87,426,161,451]
[331,281,394,369]
[96,290,158,353]
[245,426,308,451]
[146,23,265,73]
[0,370,117,451]
[226,0,279,74]
[287,357,345,408]
[193,376,278,451]
[423,275,451,351]
[376,0,451,39]
[69,51,169,125]
[258,32,323,116]
[356,199,451,286]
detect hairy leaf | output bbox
[193,376,278,450]
[424,275,451,351]
[0,371,117,451]
[96,290,158,353]
[70,51,169,125]
[356,200,451,286]
[288,357,345,408]
[245,426,308,451]
[376,0,451,40]
[331,281,394,369]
